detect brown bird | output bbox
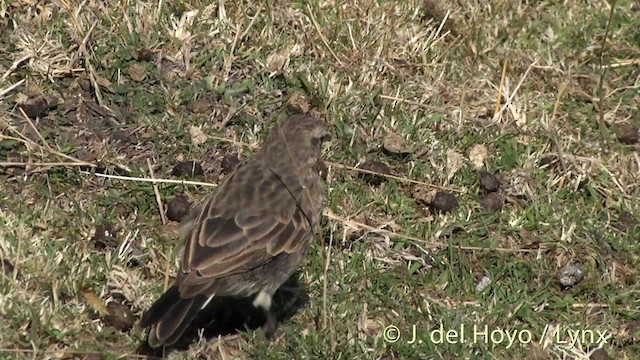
[140,114,330,348]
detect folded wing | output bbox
[177,162,312,298]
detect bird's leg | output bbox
[263,309,278,340]
[253,290,278,340]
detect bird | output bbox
[140,114,330,348]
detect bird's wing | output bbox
[177,161,312,297]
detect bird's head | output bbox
[263,114,331,167]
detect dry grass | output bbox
[1,0,639,359]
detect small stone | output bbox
[615,124,639,144]
[91,223,118,250]
[558,263,586,288]
[475,276,491,293]
[190,97,212,114]
[161,68,177,83]
[589,348,611,360]
[172,160,204,178]
[166,195,191,222]
[481,192,503,213]
[616,211,638,233]
[103,301,135,331]
[1,259,15,277]
[220,154,241,174]
[128,63,147,82]
[357,161,392,185]
[431,191,458,213]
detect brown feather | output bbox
[141,114,329,347]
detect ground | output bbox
[0,0,639,359]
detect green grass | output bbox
[1,0,639,359]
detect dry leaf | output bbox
[383,132,413,155]
[412,185,437,204]
[468,144,488,169]
[266,51,288,74]
[266,44,301,75]
[287,92,310,113]
[189,125,209,146]
[14,92,28,104]
[82,290,108,316]
[446,149,464,181]
[93,73,113,91]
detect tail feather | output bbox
[140,286,207,348]
[140,286,180,328]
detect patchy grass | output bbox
[1,0,639,359]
